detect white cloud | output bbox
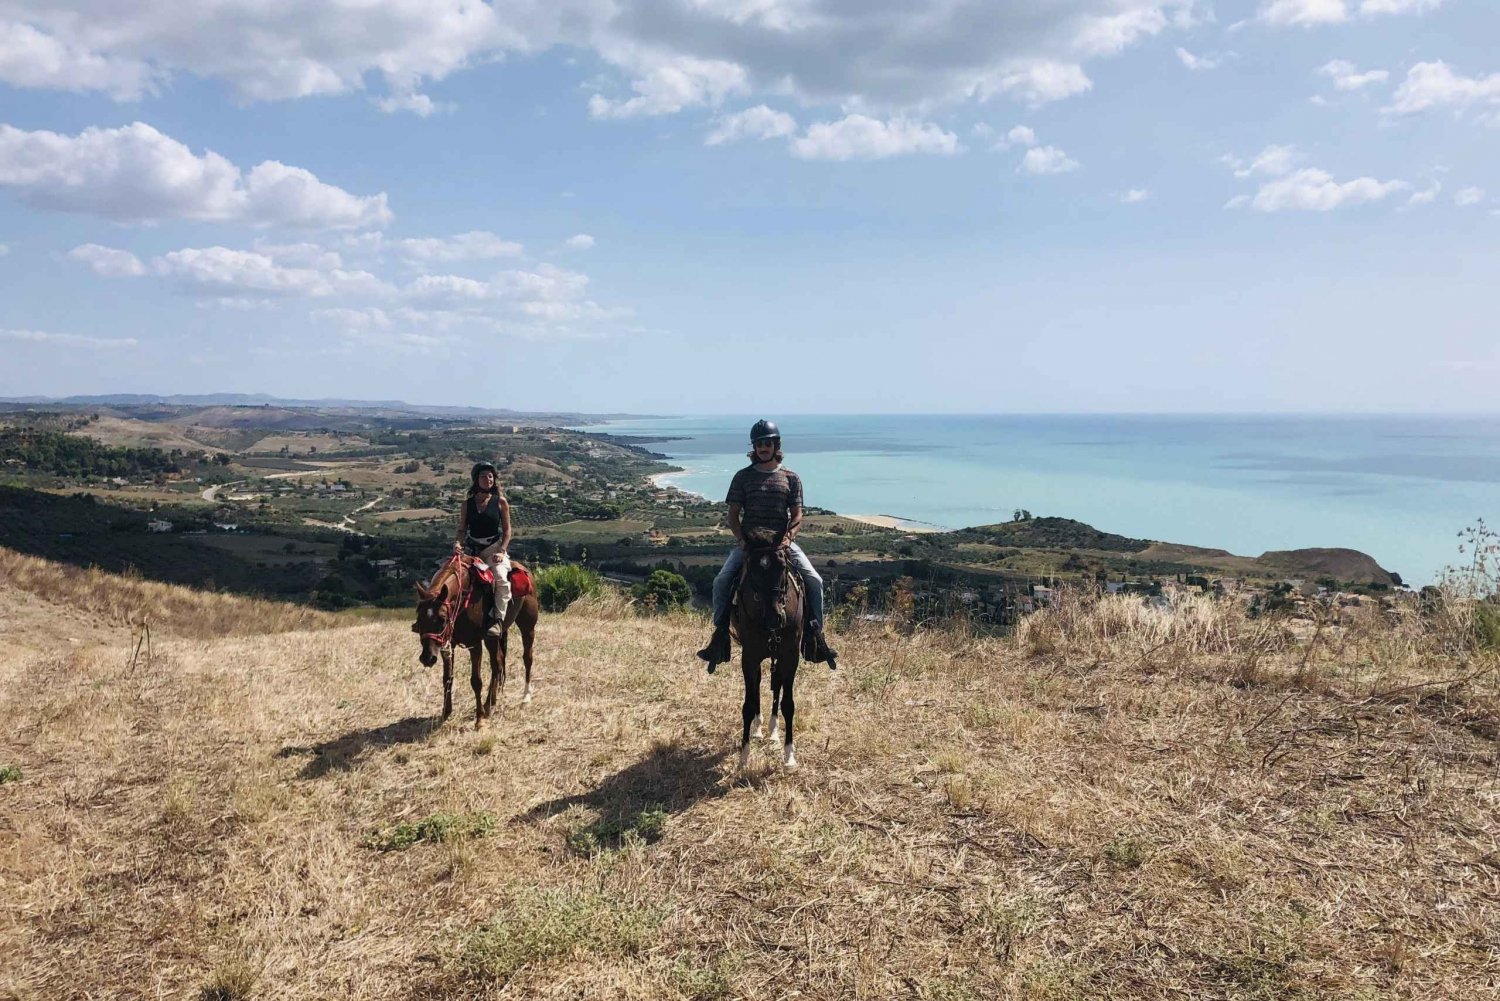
[986,60,1094,105]
[154,246,391,299]
[0,242,8,255]
[705,105,797,146]
[65,243,146,277]
[1260,0,1349,26]
[1454,187,1485,207]
[589,57,747,119]
[386,231,524,265]
[1176,47,1221,71]
[790,116,959,161]
[0,122,391,229]
[0,2,502,103]
[564,233,596,250]
[1358,0,1443,13]
[397,262,629,337]
[1122,188,1150,203]
[374,91,449,117]
[0,326,136,349]
[1385,61,1500,117]
[0,20,159,99]
[1231,144,1298,178]
[1234,168,1407,211]
[1406,182,1441,206]
[1319,60,1388,91]
[0,1,1195,117]
[252,241,345,270]
[1018,145,1080,175]
[1259,0,1442,24]
[997,125,1038,149]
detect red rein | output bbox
[421,554,474,648]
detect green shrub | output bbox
[633,569,691,612]
[0,765,20,784]
[534,563,602,612]
[364,811,496,851]
[1474,602,1500,650]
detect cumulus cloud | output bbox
[0,1,1194,117]
[1259,0,1442,25]
[65,243,146,277]
[705,105,797,145]
[790,116,959,161]
[0,20,159,99]
[1454,186,1485,207]
[386,231,524,264]
[154,246,391,299]
[589,57,746,119]
[1122,188,1150,202]
[398,262,629,337]
[996,125,1038,149]
[1229,144,1299,178]
[1231,168,1407,211]
[564,233,596,250]
[0,326,136,349]
[1018,145,1080,175]
[1406,182,1441,206]
[1384,61,1500,118]
[0,1,502,103]
[1319,60,1388,91]
[0,122,391,228]
[1176,47,1221,71]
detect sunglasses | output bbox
[753,439,779,447]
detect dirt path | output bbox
[199,480,242,501]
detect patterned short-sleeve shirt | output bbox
[726,465,803,536]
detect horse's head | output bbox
[412,579,448,666]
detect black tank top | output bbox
[466,491,502,540]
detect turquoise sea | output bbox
[580,414,1500,587]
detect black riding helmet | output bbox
[750,419,780,443]
[470,461,498,485]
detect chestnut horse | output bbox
[731,530,804,769]
[413,554,539,728]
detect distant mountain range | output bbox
[0,393,655,421]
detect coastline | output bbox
[649,471,707,499]
[843,513,945,534]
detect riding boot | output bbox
[803,620,838,667]
[696,625,731,669]
[486,581,505,636]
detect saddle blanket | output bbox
[508,565,533,598]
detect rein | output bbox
[421,554,474,648]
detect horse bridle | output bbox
[420,554,473,648]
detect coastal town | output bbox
[1,401,1412,627]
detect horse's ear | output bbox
[414,581,432,601]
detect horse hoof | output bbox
[768,725,781,744]
[738,745,751,771]
[751,714,763,739]
[521,685,534,705]
[783,743,798,768]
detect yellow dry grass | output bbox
[1,559,1496,1000]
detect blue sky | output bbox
[0,0,1496,413]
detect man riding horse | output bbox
[697,420,838,670]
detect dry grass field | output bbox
[1,549,1496,1000]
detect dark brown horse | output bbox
[731,530,804,768]
[412,555,539,728]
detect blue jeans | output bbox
[710,543,824,630]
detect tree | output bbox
[635,569,691,611]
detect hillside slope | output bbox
[1,553,1494,1000]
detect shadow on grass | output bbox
[518,742,731,854]
[277,714,434,780]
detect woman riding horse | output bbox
[455,461,512,635]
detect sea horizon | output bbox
[579,413,1500,588]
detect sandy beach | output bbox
[843,513,944,534]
